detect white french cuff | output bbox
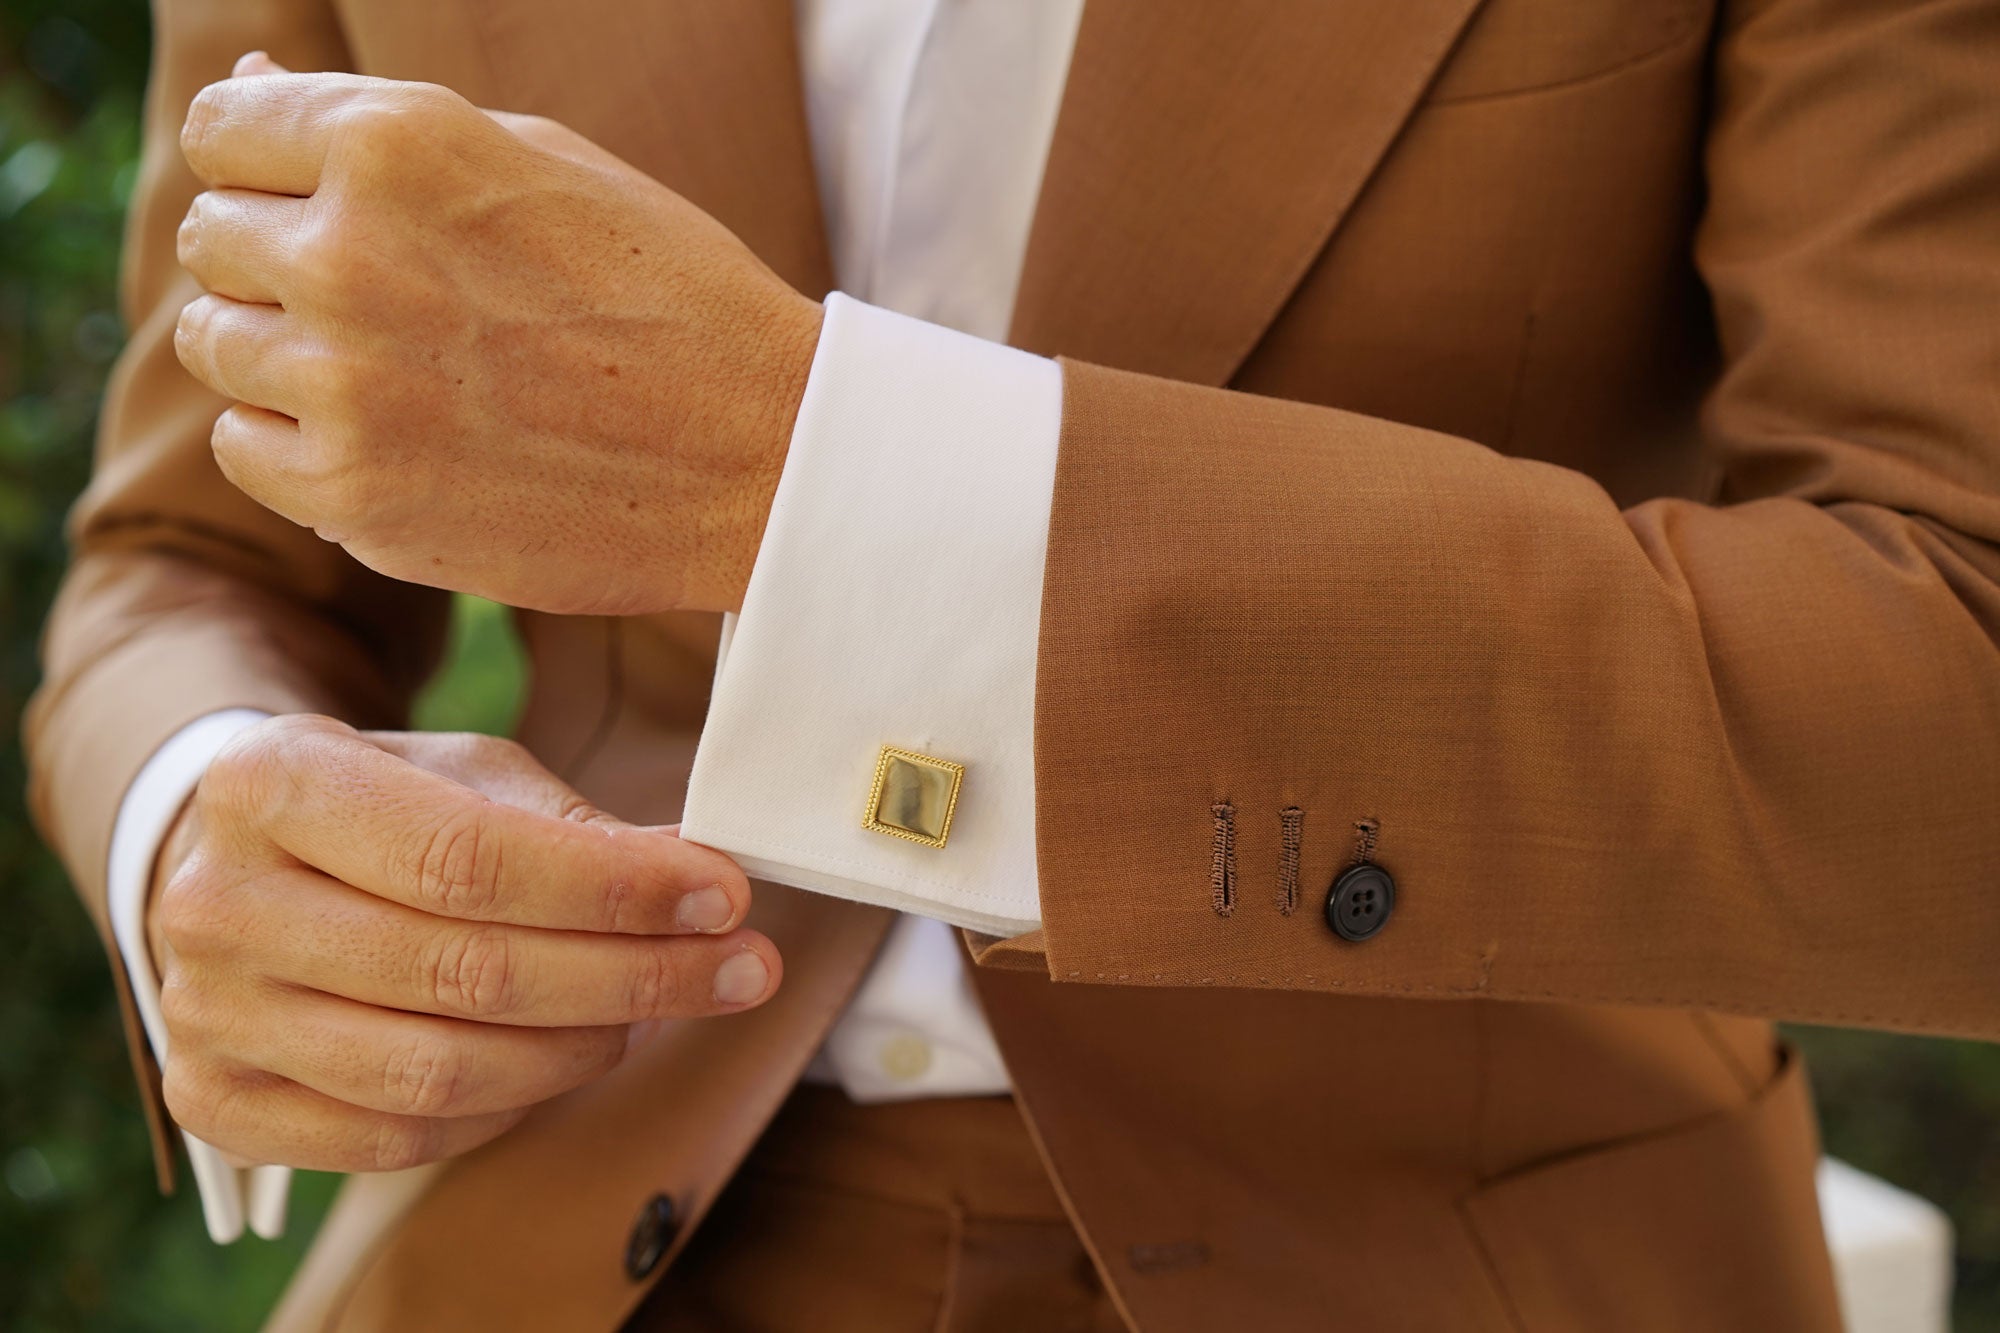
[682,293,1058,937]
[108,708,292,1244]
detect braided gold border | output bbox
[862,745,965,849]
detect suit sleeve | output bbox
[1007,0,2000,1038]
[22,0,451,1191]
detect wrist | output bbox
[719,292,823,613]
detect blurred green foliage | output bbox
[0,2,1994,1330]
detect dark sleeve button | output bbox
[624,1193,679,1281]
[1326,864,1395,942]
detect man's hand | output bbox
[171,54,823,616]
[149,715,780,1173]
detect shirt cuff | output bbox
[682,293,1059,937]
[108,708,293,1243]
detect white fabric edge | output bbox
[106,707,280,1244]
[1817,1156,1954,1333]
[728,850,1039,939]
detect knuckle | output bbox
[335,89,458,163]
[401,82,464,116]
[466,732,531,766]
[308,447,371,521]
[201,723,274,803]
[311,444,408,534]
[200,713,359,841]
[156,862,232,958]
[626,948,682,1019]
[258,712,352,755]
[383,1034,468,1117]
[160,1059,227,1140]
[177,197,210,270]
[415,810,501,919]
[174,294,216,355]
[444,732,539,783]
[293,219,382,302]
[329,86,481,191]
[427,925,517,1017]
[208,406,247,472]
[180,84,224,160]
[337,99,415,151]
[291,223,348,290]
[202,719,303,821]
[155,971,207,1039]
[364,1116,439,1173]
[559,792,605,825]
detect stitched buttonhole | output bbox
[1277,806,1303,915]
[1210,801,1237,917]
[1352,818,1380,866]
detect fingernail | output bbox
[624,1018,662,1055]
[677,885,735,932]
[712,951,769,1006]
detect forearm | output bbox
[1013,0,2000,1031]
[1023,356,2000,1035]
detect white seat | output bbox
[1819,1157,1955,1332]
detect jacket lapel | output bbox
[1010,0,1487,385]
[464,0,835,297]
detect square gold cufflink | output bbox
[863,746,965,849]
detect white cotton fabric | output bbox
[681,294,1058,939]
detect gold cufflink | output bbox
[863,746,965,849]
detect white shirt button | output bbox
[878,1033,934,1082]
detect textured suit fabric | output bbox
[1024,0,2000,1037]
[624,1088,1125,1333]
[25,0,1998,1327]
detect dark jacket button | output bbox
[624,1193,678,1282]
[1326,864,1395,941]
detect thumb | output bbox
[232,50,289,78]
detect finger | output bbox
[179,188,307,305]
[232,868,781,1025]
[176,293,307,415]
[208,402,321,529]
[360,732,754,934]
[212,984,627,1118]
[165,1059,524,1174]
[362,730,628,825]
[181,70,389,194]
[246,720,751,934]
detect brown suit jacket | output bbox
[27,0,2000,1328]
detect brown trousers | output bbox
[626,1089,1127,1332]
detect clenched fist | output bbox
[172,54,822,617]
[150,716,780,1173]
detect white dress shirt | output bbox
[109,0,1083,1243]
